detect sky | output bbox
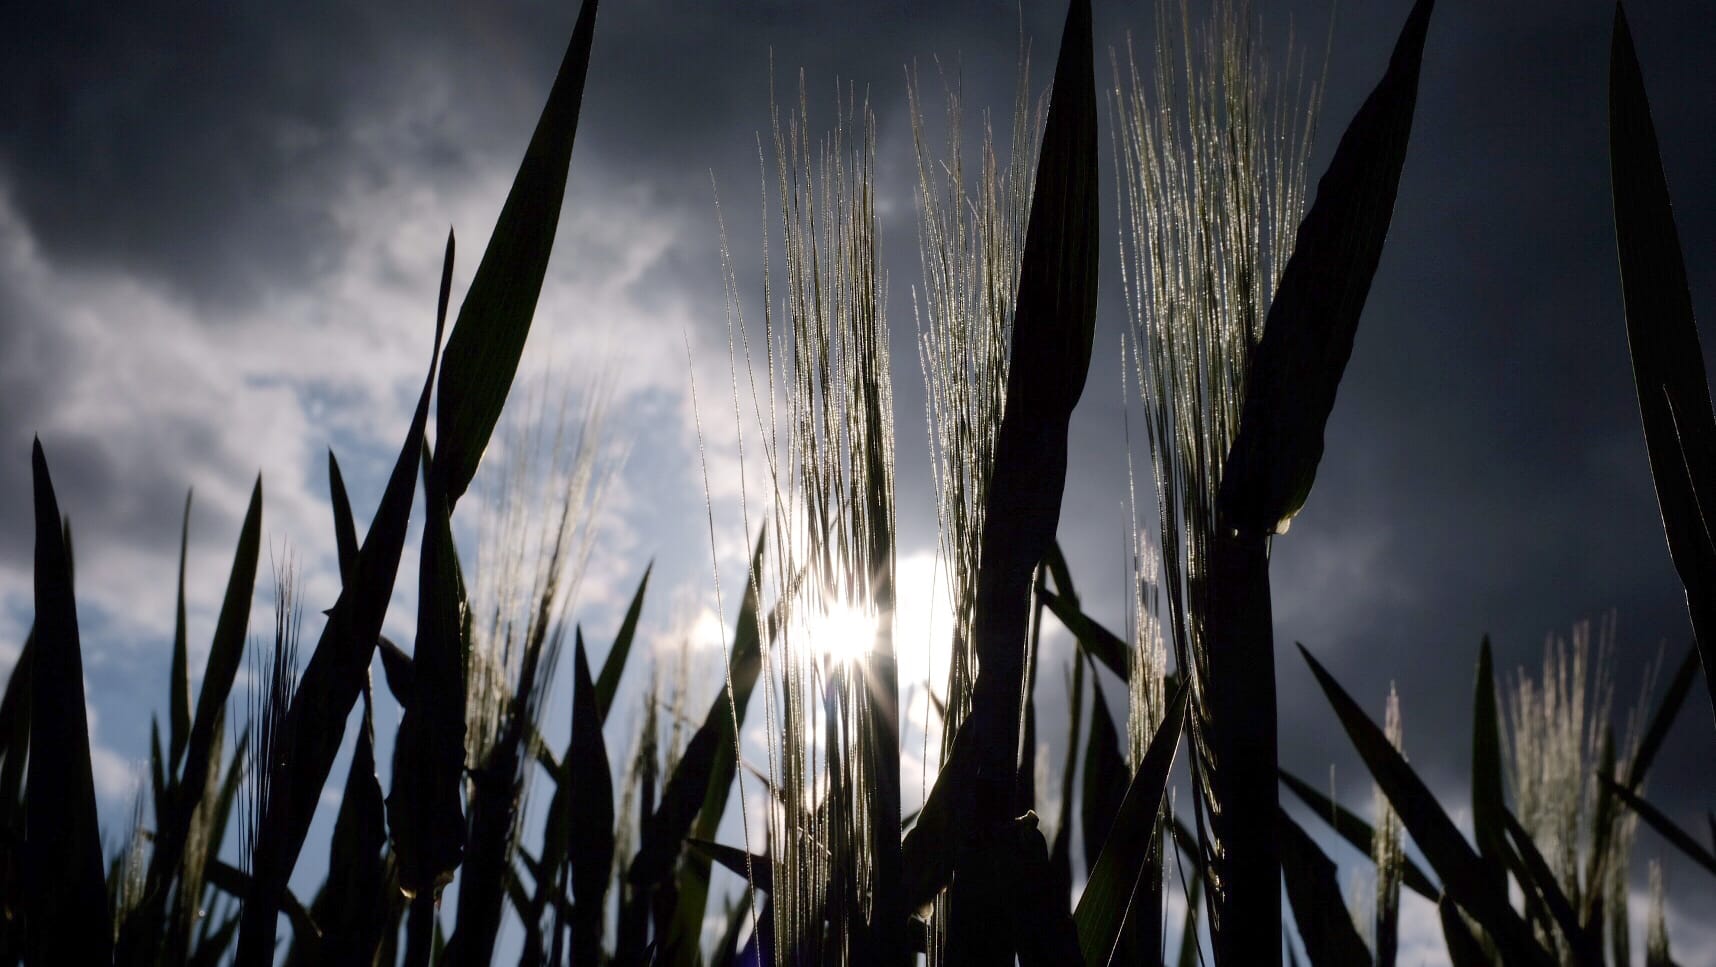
[2,0,1714,963]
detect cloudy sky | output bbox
[3,0,1714,962]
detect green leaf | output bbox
[25,440,111,963]
[1438,895,1492,967]
[1074,683,1187,966]
[1048,644,1085,904]
[170,489,193,775]
[127,476,263,963]
[387,459,468,897]
[377,635,414,709]
[946,814,1082,967]
[205,860,320,949]
[1175,865,1203,967]
[628,533,765,889]
[1600,776,1716,877]
[1219,0,1437,538]
[1626,643,1699,791]
[1278,768,1438,901]
[709,888,754,967]
[327,450,359,587]
[1278,809,1372,967]
[236,231,449,964]
[959,0,1099,837]
[0,627,35,809]
[596,561,651,723]
[569,635,615,967]
[1609,0,1716,719]
[1502,809,1601,965]
[317,686,388,965]
[432,0,601,507]
[1040,586,1129,684]
[687,839,772,894]
[1298,643,1550,966]
[1471,636,1509,902]
[1081,669,1127,874]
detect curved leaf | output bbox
[1609,1,1716,719]
[569,635,614,967]
[1278,768,1438,901]
[595,561,650,723]
[1074,683,1187,966]
[1219,0,1437,537]
[237,232,449,965]
[1278,809,1372,967]
[1471,637,1509,902]
[24,438,110,964]
[387,462,467,897]
[433,0,601,506]
[1299,643,1550,966]
[170,489,193,774]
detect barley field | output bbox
[1,0,1713,964]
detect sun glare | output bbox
[800,599,878,668]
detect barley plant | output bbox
[4,0,1714,965]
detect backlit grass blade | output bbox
[327,450,359,584]
[1073,683,1186,966]
[119,478,263,964]
[432,0,600,507]
[1503,809,1601,965]
[1625,644,1699,789]
[170,489,192,774]
[0,627,33,814]
[236,232,449,965]
[1278,809,1372,967]
[387,461,468,898]
[1219,0,1436,537]
[1081,668,1126,874]
[316,685,387,965]
[946,814,1082,967]
[568,635,614,967]
[688,839,773,895]
[1599,776,1716,877]
[1438,895,1491,967]
[1586,642,1697,909]
[595,562,650,722]
[1278,768,1438,900]
[1471,637,1509,904]
[378,636,414,708]
[1609,2,1716,718]
[1048,643,1085,903]
[1040,586,1129,684]
[949,2,1099,951]
[634,535,764,951]
[25,438,110,964]
[1299,643,1551,966]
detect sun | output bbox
[800,599,878,668]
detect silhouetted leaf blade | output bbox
[387,464,467,897]
[433,0,601,507]
[570,635,614,966]
[596,561,650,723]
[1220,0,1436,537]
[1299,643,1550,966]
[1600,776,1716,877]
[170,489,193,774]
[236,232,449,964]
[1278,809,1372,967]
[1278,768,1438,900]
[24,438,110,964]
[1074,683,1186,966]
[1609,1,1716,718]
